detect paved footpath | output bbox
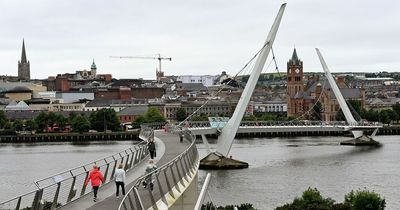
[60,130,190,210]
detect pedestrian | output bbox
[84,165,104,202]
[147,139,156,159]
[114,163,126,200]
[179,133,184,143]
[142,159,158,191]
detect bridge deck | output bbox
[60,131,190,210]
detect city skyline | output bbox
[1,0,400,79]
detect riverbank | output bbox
[0,131,139,143]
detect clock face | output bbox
[295,68,300,74]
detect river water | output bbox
[0,141,137,201]
[197,135,400,209]
[1,136,399,209]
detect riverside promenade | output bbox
[60,130,191,210]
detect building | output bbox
[131,87,165,99]
[18,39,30,81]
[55,91,94,103]
[42,61,112,91]
[74,60,97,80]
[95,87,132,100]
[286,48,365,121]
[117,106,149,123]
[173,83,207,97]
[176,75,218,87]
[254,100,287,113]
[287,48,304,117]
[3,86,33,101]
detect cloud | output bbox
[0,0,399,79]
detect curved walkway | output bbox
[60,130,190,210]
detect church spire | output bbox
[21,39,27,64]
[291,48,298,62]
[91,59,97,70]
[289,47,301,65]
[18,39,30,81]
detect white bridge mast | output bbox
[316,48,363,139]
[216,4,286,157]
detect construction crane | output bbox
[110,54,172,81]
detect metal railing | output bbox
[184,120,383,128]
[118,126,199,210]
[0,139,149,210]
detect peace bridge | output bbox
[0,3,385,210]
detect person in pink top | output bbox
[84,165,104,202]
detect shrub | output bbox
[276,187,335,210]
[344,189,386,210]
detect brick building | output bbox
[287,48,365,121]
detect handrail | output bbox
[118,125,199,210]
[34,143,145,188]
[194,173,211,210]
[0,129,150,210]
[183,120,383,128]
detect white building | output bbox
[176,75,218,87]
[55,92,94,103]
[254,101,287,113]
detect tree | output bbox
[35,112,49,132]
[276,187,335,210]
[336,100,362,121]
[260,114,276,121]
[0,110,7,129]
[311,102,322,121]
[190,114,209,121]
[242,115,257,121]
[46,112,58,128]
[56,114,67,128]
[143,107,166,123]
[68,112,77,123]
[89,109,121,132]
[12,120,24,131]
[132,115,146,129]
[72,115,91,133]
[176,108,187,121]
[344,189,386,210]
[25,119,37,131]
[392,103,400,123]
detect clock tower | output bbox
[287,48,304,116]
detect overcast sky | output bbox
[1,0,399,79]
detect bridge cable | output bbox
[270,45,329,122]
[271,47,285,85]
[288,76,329,122]
[177,41,272,127]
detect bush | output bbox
[0,129,17,135]
[276,187,335,210]
[275,188,386,210]
[201,202,257,210]
[344,189,386,210]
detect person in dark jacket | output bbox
[142,159,158,191]
[84,165,104,202]
[147,139,156,159]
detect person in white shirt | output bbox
[114,164,126,199]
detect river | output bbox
[197,135,400,209]
[1,136,398,209]
[0,141,138,201]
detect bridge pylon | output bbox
[316,48,380,146]
[199,3,287,169]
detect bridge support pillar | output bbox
[169,174,198,210]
